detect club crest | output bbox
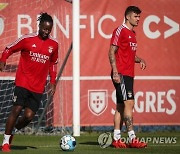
[48,46,53,53]
[88,90,108,116]
[12,95,17,102]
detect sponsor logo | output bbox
[32,44,36,48]
[29,51,49,64]
[129,42,137,51]
[143,15,180,39]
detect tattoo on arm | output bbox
[124,116,133,131]
[108,45,118,66]
[109,54,115,64]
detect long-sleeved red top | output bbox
[0,33,59,94]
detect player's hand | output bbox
[50,83,56,96]
[0,61,6,71]
[140,59,146,70]
[112,72,120,83]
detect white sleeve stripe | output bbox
[112,25,124,45]
[6,33,37,49]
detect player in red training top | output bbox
[0,12,58,152]
[108,6,147,148]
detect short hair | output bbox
[124,6,141,19]
[37,12,53,25]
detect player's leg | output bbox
[124,99,147,148]
[112,103,127,148]
[124,100,136,139]
[113,103,124,140]
[123,76,147,148]
[111,73,127,148]
[16,90,42,130]
[15,107,35,130]
[2,105,36,152]
[2,105,23,152]
[4,105,23,135]
[2,86,26,152]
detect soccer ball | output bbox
[60,135,76,151]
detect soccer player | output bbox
[0,12,58,152]
[108,6,147,148]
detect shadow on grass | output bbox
[79,141,99,146]
[11,145,37,150]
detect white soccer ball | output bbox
[60,135,76,151]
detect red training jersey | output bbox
[0,33,59,93]
[110,24,137,77]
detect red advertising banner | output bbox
[0,0,180,127]
[78,0,180,126]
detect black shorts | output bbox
[111,73,134,104]
[12,86,43,113]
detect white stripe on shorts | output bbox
[120,76,127,100]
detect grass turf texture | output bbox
[0,132,180,154]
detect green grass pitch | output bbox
[0,132,180,154]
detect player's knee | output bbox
[125,100,134,108]
[25,113,34,122]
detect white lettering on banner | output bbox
[0,17,4,36]
[143,15,161,39]
[164,16,179,39]
[166,89,176,115]
[79,15,87,30]
[18,14,70,38]
[17,14,116,39]
[53,15,69,38]
[18,15,33,37]
[111,89,176,115]
[16,14,179,39]
[143,15,180,39]
[98,14,116,39]
[90,15,95,38]
[80,14,116,39]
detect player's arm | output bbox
[108,45,120,83]
[49,63,57,95]
[0,48,14,71]
[0,37,24,71]
[135,55,146,70]
[49,44,58,95]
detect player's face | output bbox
[127,12,140,27]
[38,21,53,40]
